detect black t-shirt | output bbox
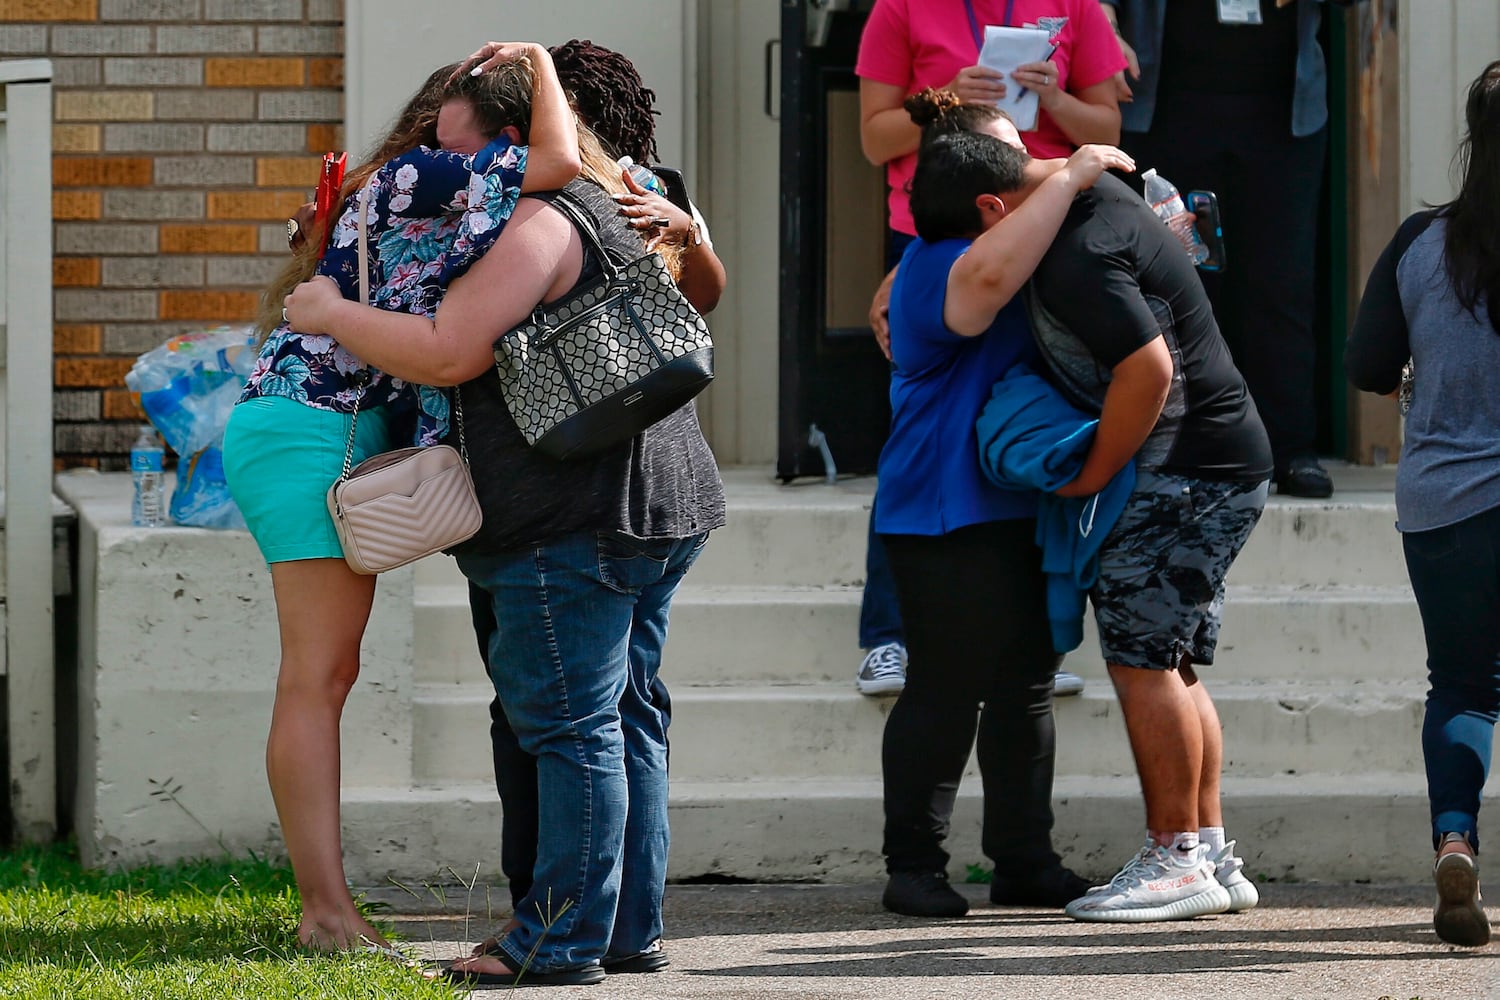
[1159,0,1299,102]
[450,179,726,556]
[1028,173,1272,482]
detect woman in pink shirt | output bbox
[858,0,1127,240]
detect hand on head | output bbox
[451,41,542,82]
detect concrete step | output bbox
[339,773,1476,885]
[409,680,1429,785]
[410,468,1408,592]
[413,582,1426,687]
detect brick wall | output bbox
[0,0,344,468]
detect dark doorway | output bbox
[777,0,887,481]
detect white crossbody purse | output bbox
[324,183,483,574]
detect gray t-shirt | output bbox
[450,179,725,555]
[1347,212,1500,532]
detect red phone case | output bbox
[314,151,347,259]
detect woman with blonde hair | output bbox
[282,47,725,983]
[221,44,580,953]
[1347,59,1500,948]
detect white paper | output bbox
[976,24,1053,132]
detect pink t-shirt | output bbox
[856,0,1127,235]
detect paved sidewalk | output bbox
[373,882,1499,998]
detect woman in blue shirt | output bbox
[875,88,1133,917]
[1347,60,1500,948]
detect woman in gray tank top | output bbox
[1347,58,1500,949]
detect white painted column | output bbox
[1400,0,1500,211]
[0,58,56,843]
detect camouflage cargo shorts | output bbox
[1090,472,1270,670]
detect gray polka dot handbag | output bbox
[492,190,714,461]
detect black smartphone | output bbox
[649,166,693,215]
[1188,190,1226,272]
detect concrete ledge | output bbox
[56,470,416,870]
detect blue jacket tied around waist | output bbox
[976,366,1137,653]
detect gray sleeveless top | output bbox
[450,179,725,555]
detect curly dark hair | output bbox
[548,38,659,165]
[905,87,1012,147]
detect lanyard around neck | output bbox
[963,0,1018,50]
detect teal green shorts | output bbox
[222,395,394,564]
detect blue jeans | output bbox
[458,530,707,971]
[466,583,673,911]
[860,502,904,649]
[860,227,917,651]
[1403,504,1500,851]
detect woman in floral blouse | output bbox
[220,43,581,954]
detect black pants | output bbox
[1123,92,1328,468]
[468,580,675,908]
[881,520,1062,876]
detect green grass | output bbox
[0,843,456,1000]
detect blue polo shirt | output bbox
[875,237,1039,536]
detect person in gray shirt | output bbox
[1346,58,1500,949]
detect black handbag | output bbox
[491,189,714,461]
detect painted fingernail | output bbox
[470,66,483,76]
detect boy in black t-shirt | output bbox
[990,165,1273,922]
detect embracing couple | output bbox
[223,39,727,986]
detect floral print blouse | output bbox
[239,137,526,446]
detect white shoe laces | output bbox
[861,643,905,680]
[1098,841,1170,892]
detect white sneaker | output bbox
[1083,839,1156,895]
[1052,670,1085,696]
[856,642,907,696]
[1211,840,1259,912]
[1065,843,1230,922]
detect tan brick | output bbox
[308,57,343,88]
[56,357,136,388]
[255,156,320,188]
[56,91,152,121]
[54,325,102,354]
[0,0,96,19]
[159,290,258,320]
[204,57,302,88]
[54,156,152,187]
[54,191,102,220]
[55,258,102,287]
[53,124,101,153]
[207,190,306,220]
[102,389,144,421]
[160,224,258,254]
[306,123,342,154]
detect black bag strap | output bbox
[546,188,624,281]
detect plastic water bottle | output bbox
[618,156,667,198]
[130,424,167,527]
[1142,168,1209,266]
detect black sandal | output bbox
[603,941,670,974]
[437,940,605,987]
